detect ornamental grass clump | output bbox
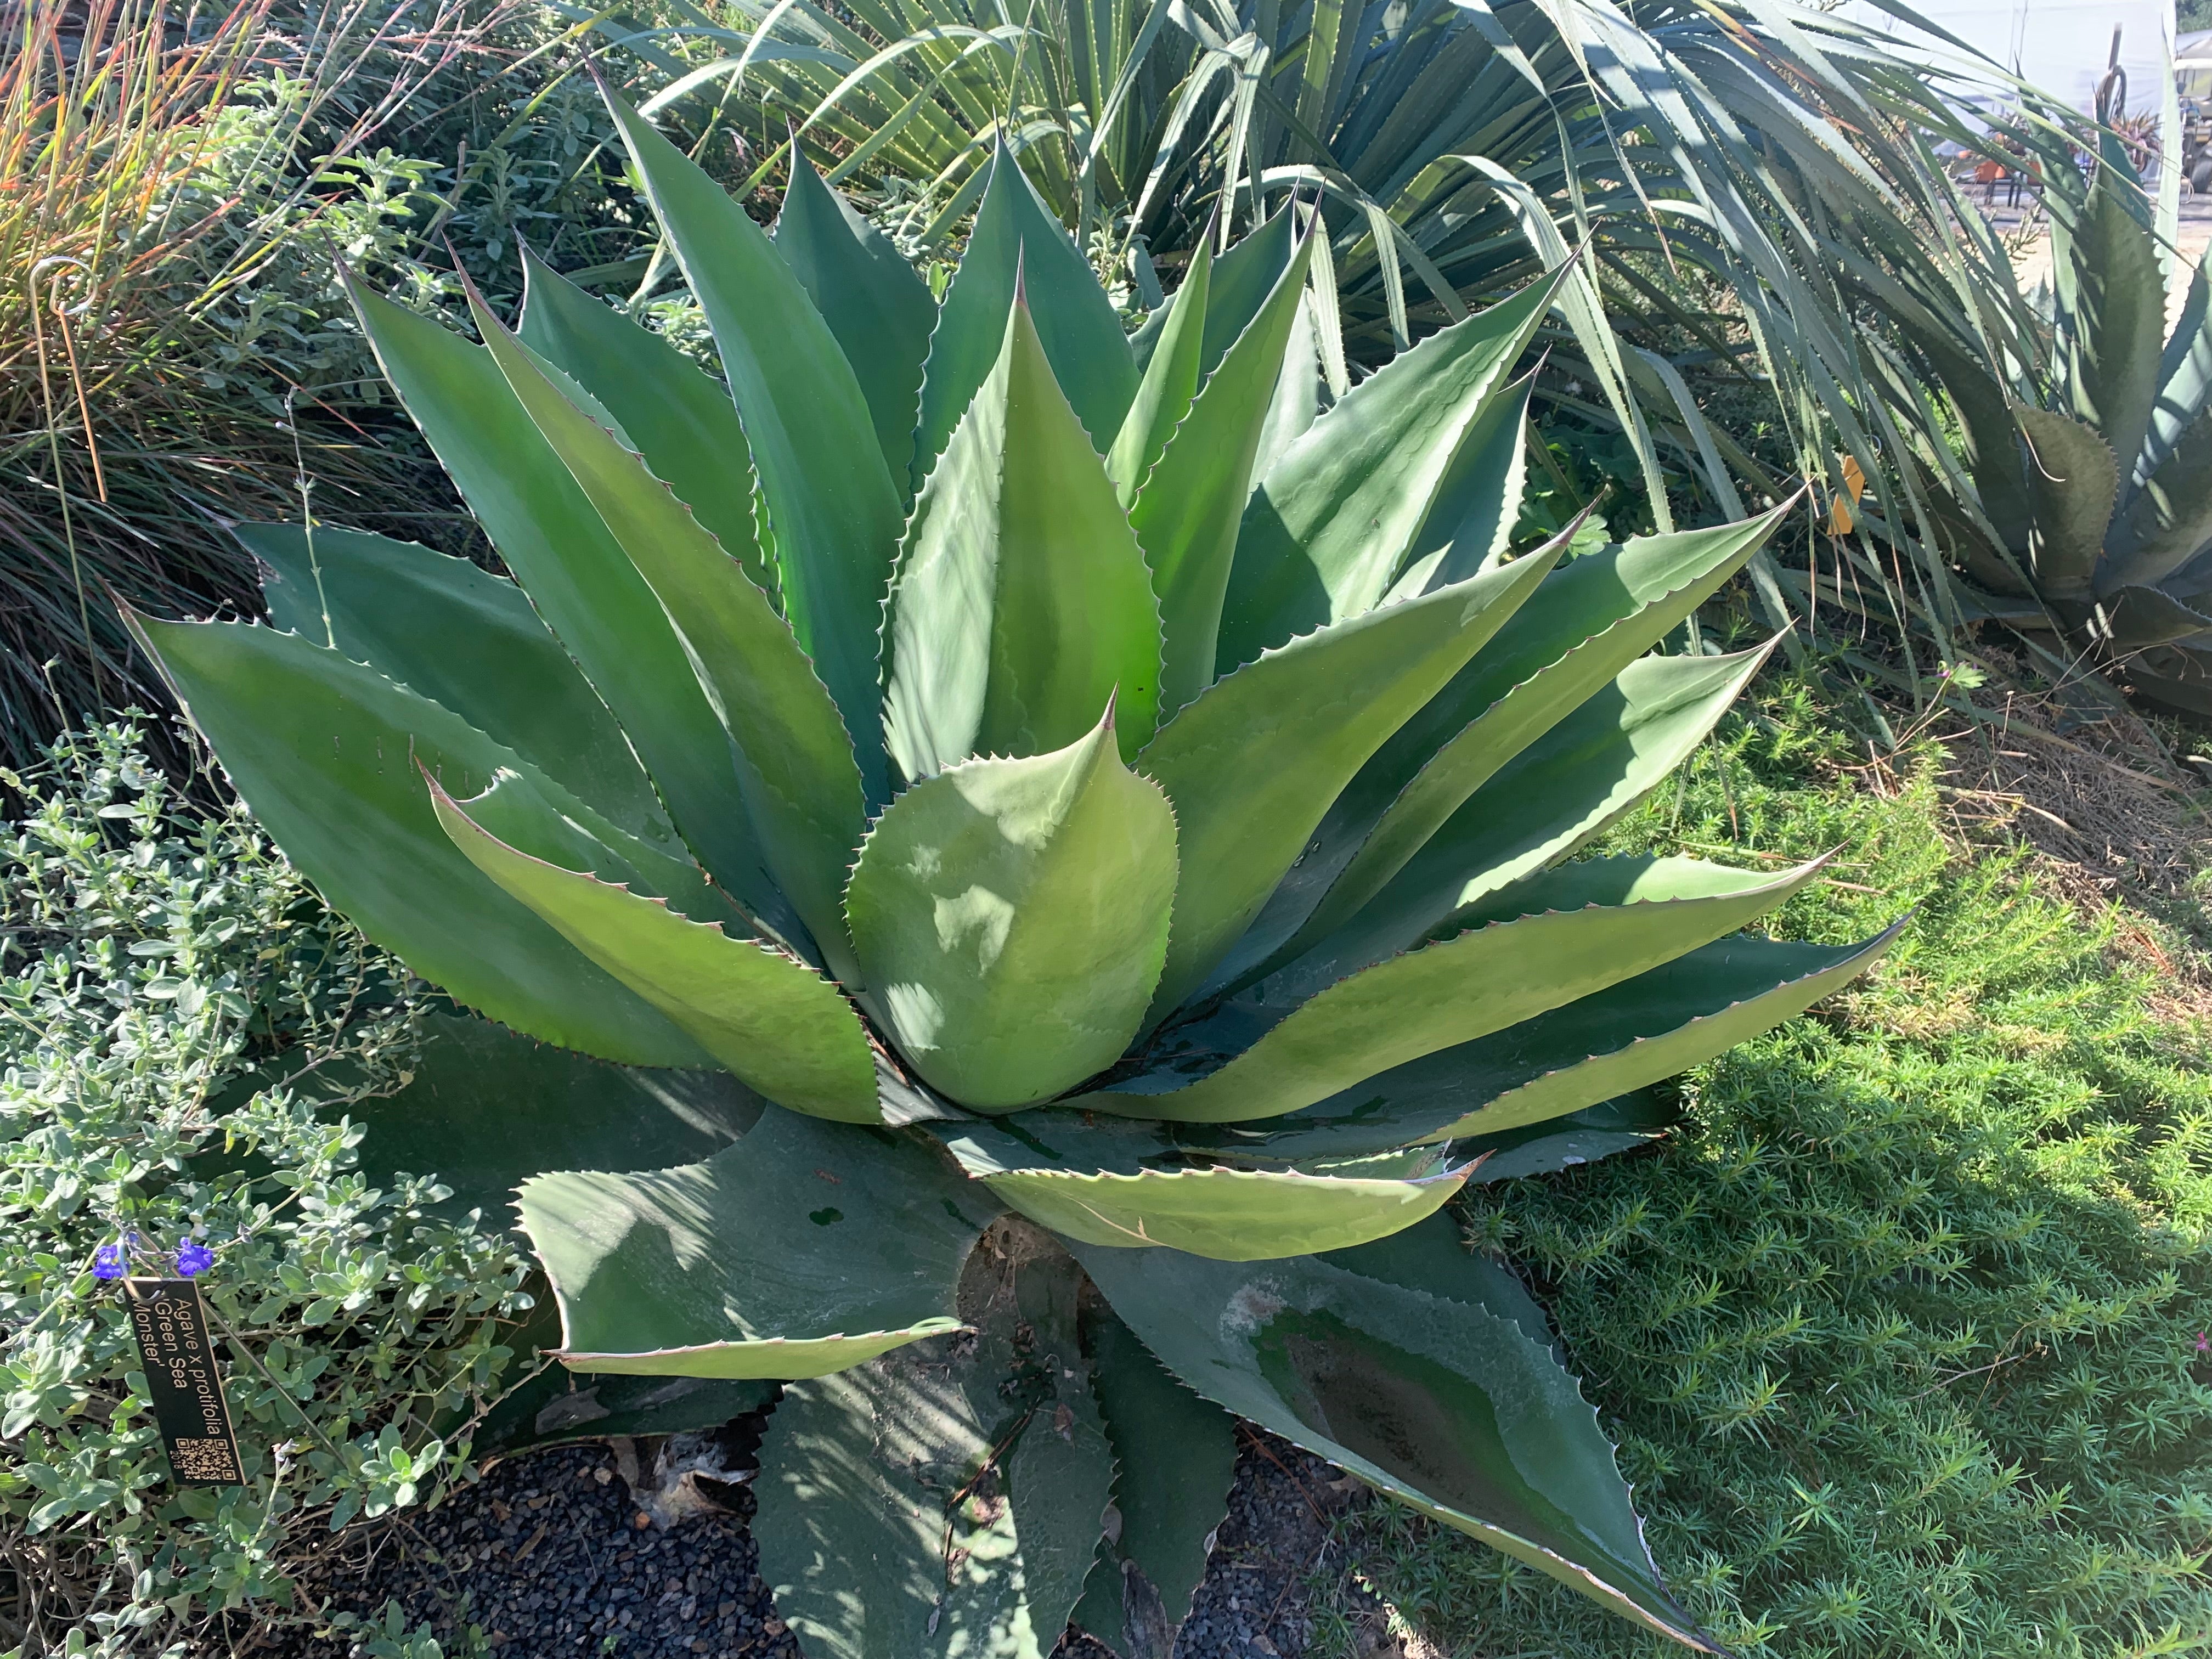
[129,83,1897,1657]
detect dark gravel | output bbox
[220,1426,1378,1659]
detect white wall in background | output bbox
[1837,0,2174,116]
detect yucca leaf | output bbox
[127,614,710,1068]
[346,275,789,923]
[1090,854,1821,1125]
[1136,230,1316,716]
[1333,642,1780,963]
[753,1232,1114,1659]
[516,249,776,601]
[1072,1307,1236,1654]
[935,1121,1466,1258]
[915,146,1139,482]
[244,523,669,844]
[2015,405,2117,602]
[1138,546,1562,1024]
[1071,1243,1711,1647]
[1107,236,1211,507]
[1215,271,1561,669]
[774,153,939,495]
[471,284,869,986]
[432,778,882,1121]
[518,1108,989,1377]
[848,707,1177,1110]
[603,89,902,802]
[884,297,1164,774]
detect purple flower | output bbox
[93,1243,128,1281]
[2197,1330,2209,1355]
[176,1242,215,1279]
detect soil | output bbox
[224,1421,1378,1659]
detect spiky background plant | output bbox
[1910,138,2212,716]
[128,84,1897,1658]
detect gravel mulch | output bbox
[223,1419,1380,1659]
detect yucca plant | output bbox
[1906,138,2212,715]
[129,86,1897,1657]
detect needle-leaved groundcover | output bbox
[128,86,1897,1657]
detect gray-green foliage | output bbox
[132,86,1897,1656]
[1912,137,2212,716]
[0,722,532,1657]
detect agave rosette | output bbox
[129,88,1896,1657]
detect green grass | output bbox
[1321,670,2212,1659]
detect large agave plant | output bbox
[1912,140,2212,715]
[131,88,1897,1657]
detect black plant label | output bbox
[122,1279,244,1486]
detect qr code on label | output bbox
[170,1438,239,1482]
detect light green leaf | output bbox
[1214,272,1562,670]
[884,297,1164,776]
[915,147,1139,482]
[346,275,785,922]
[518,1107,990,1376]
[604,89,902,802]
[516,248,775,600]
[1385,370,1534,598]
[127,612,707,1067]
[847,708,1177,1110]
[1072,1307,1236,1654]
[936,1121,1465,1259]
[243,523,667,842]
[1070,1245,1710,1648]
[471,284,868,985]
[432,777,881,1121]
[1135,230,1317,716]
[774,154,938,495]
[2016,405,2117,603]
[1200,205,1299,378]
[2068,156,2168,477]
[1107,238,1211,507]
[1137,548,1563,1023]
[1092,852,1823,1125]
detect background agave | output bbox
[1906,138,2212,718]
[131,85,1897,1657]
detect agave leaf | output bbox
[1071,1306,1236,1654]
[1246,509,1790,980]
[127,613,709,1068]
[2096,584,2212,650]
[774,152,939,494]
[472,285,868,986]
[916,146,1139,482]
[242,523,667,843]
[847,708,1177,1110]
[2015,405,2117,604]
[1107,236,1211,507]
[1135,230,1317,717]
[1319,1211,1555,1349]
[346,276,786,920]
[1335,642,1780,961]
[603,89,902,802]
[1200,204,1299,377]
[1173,927,1903,1165]
[1070,1244,1710,1648]
[753,1227,1114,1657]
[1384,369,1535,600]
[884,299,1164,775]
[2104,402,2212,591]
[1091,854,1821,1126]
[432,778,881,1121]
[2138,248,2212,493]
[1138,548,1563,1023]
[345,1011,760,1226]
[477,1363,780,1461]
[1254,287,1322,482]
[2067,154,2167,477]
[934,1121,1466,1259]
[1457,1091,1679,1185]
[516,248,775,600]
[1214,270,1563,669]
[518,1107,990,1377]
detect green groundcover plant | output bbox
[129,84,1898,1655]
[0,721,532,1657]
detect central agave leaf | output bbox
[129,86,1897,1658]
